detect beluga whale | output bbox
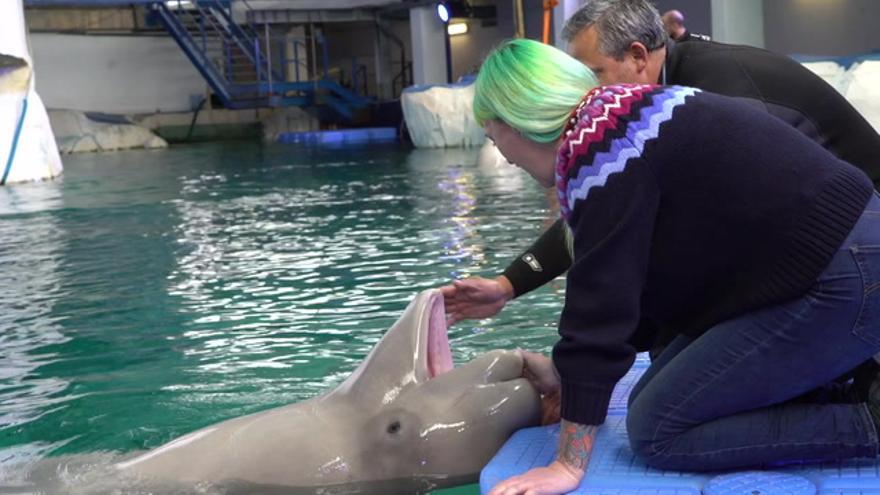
[114,289,542,494]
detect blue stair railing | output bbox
[151,0,372,118]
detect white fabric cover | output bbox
[401,83,485,149]
[843,60,880,134]
[48,110,167,154]
[0,0,62,184]
[801,61,850,94]
[0,93,63,183]
[798,58,880,133]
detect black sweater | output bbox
[553,84,872,424]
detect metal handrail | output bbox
[178,0,259,71]
[198,1,262,56]
[374,21,412,96]
[154,3,235,103]
[256,32,331,83]
[162,0,363,110]
[230,0,291,84]
[189,0,290,86]
[392,60,413,96]
[353,62,368,96]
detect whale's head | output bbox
[292,289,542,488]
[324,289,542,483]
[118,289,541,493]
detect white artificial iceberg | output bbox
[799,58,880,134]
[0,0,62,185]
[401,81,485,148]
[844,60,880,134]
[801,61,850,95]
[48,110,167,154]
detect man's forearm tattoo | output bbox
[558,420,598,472]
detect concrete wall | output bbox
[323,20,412,95]
[449,18,507,80]
[448,21,495,81]
[650,0,880,56]
[448,0,538,81]
[29,33,207,114]
[324,22,381,93]
[711,0,763,48]
[26,7,145,31]
[764,0,880,56]
[409,7,447,85]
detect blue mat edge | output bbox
[480,360,880,495]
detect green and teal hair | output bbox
[473,38,598,144]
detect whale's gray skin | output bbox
[116,289,542,493]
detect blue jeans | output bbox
[626,192,880,471]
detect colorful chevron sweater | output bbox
[553,84,874,425]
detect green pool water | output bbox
[0,141,564,492]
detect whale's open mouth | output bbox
[426,292,454,379]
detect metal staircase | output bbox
[152,0,372,118]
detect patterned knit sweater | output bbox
[554,84,873,425]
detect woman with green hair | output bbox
[478,39,880,495]
[473,38,598,146]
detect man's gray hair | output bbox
[561,0,668,60]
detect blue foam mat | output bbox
[482,361,880,495]
[277,127,398,145]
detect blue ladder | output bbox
[150,0,372,118]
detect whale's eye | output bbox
[387,420,402,434]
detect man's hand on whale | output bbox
[520,350,560,396]
[519,350,562,426]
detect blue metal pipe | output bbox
[1,98,29,186]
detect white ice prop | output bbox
[48,110,167,154]
[401,82,486,148]
[801,61,850,95]
[0,0,62,185]
[844,60,880,134]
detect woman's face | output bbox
[483,120,556,188]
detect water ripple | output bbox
[0,143,564,484]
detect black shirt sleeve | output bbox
[501,218,572,298]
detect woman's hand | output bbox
[488,419,596,495]
[486,460,583,495]
[439,276,515,325]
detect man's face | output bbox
[568,25,641,86]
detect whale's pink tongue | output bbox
[427,294,454,379]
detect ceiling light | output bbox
[447,23,468,36]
